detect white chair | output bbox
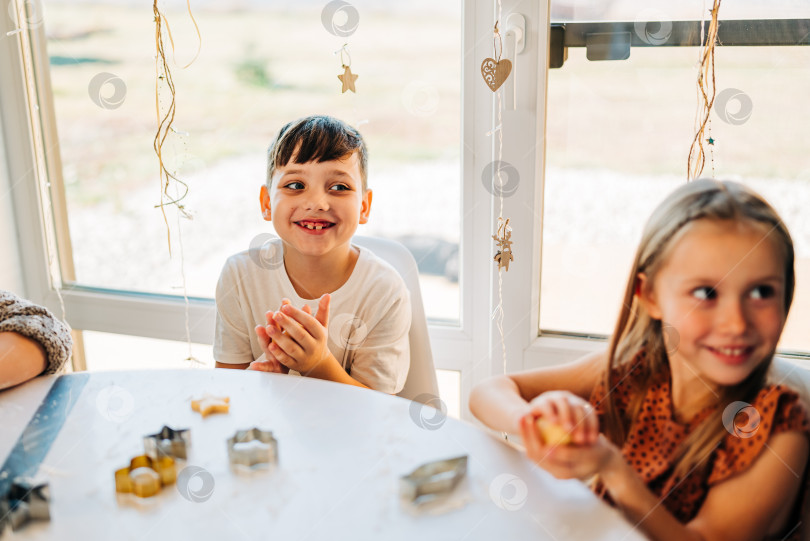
[771,356,810,405]
[769,357,810,529]
[352,236,440,404]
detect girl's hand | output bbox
[526,390,599,446]
[518,390,613,481]
[521,417,619,481]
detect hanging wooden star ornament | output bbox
[336,44,358,93]
[482,22,512,92]
[338,65,358,93]
[493,218,514,271]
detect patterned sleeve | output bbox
[709,384,810,486]
[0,290,73,374]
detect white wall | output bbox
[0,107,25,296]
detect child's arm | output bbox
[597,430,808,541]
[469,351,606,434]
[260,295,370,389]
[0,291,72,389]
[215,361,251,369]
[0,332,47,390]
[519,396,809,541]
[685,430,807,540]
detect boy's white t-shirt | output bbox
[214,239,411,394]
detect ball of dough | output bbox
[535,417,572,446]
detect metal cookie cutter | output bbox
[227,428,278,468]
[0,478,50,532]
[144,425,191,460]
[400,455,468,503]
[115,455,177,498]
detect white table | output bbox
[0,370,645,540]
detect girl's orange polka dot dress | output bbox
[590,362,810,540]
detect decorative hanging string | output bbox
[153,0,201,254]
[173,181,202,365]
[153,0,201,364]
[487,0,511,400]
[687,0,722,180]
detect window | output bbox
[3,0,488,415]
[541,3,810,353]
[21,1,807,416]
[38,0,460,322]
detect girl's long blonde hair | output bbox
[603,179,795,480]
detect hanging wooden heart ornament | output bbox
[481,57,512,92]
[482,22,511,92]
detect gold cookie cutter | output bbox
[227,428,278,469]
[115,455,177,498]
[400,455,468,503]
[144,425,191,460]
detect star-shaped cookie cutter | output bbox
[0,478,50,532]
[144,425,191,459]
[114,454,177,498]
[400,455,468,503]
[227,428,278,469]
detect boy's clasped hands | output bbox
[519,391,619,482]
[250,294,333,376]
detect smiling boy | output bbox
[214,115,411,393]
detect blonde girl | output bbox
[470,179,809,541]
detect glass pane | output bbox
[44,0,461,323]
[83,331,213,371]
[541,40,810,351]
[436,369,461,420]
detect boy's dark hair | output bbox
[266,115,368,191]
